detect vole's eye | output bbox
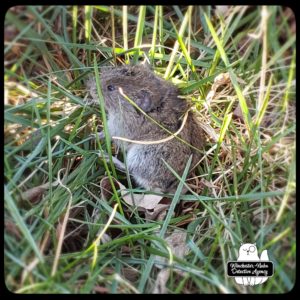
[107,85,115,91]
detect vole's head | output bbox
[99,65,188,117]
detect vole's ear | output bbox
[135,90,153,112]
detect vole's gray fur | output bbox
[87,65,203,193]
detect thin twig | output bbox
[51,168,72,277]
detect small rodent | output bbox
[87,65,204,193]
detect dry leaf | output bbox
[21,181,59,204]
[5,220,22,240]
[153,268,170,294]
[22,185,48,204]
[99,176,169,221]
[164,230,188,259]
[153,230,188,293]
[122,267,139,282]
[145,204,170,221]
[119,181,163,210]
[214,72,230,86]
[206,72,231,104]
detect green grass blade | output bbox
[255,74,273,126]
[282,49,295,112]
[122,6,129,63]
[149,6,159,65]
[28,6,85,69]
[4,185,44,262]
[133,6,146,63]
[164,6,192,79]
[204,13,253,133]
[276,146,295,222]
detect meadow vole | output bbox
[87,65,204,193]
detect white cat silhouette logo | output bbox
[234,243,269,286]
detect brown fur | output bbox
[87,65,204,193]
